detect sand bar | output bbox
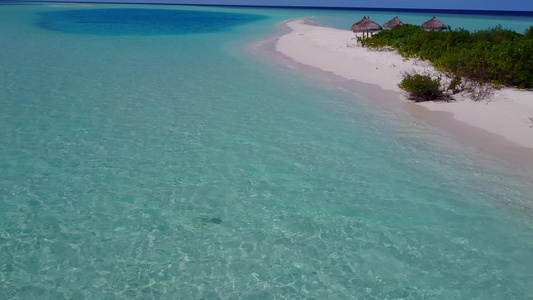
[275,19,533,165]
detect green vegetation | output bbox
[398,73,446,102]
[362,24,533,89]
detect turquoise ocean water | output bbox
[1,3,533,299]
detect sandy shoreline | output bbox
[273,19,533,167]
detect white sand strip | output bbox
[276,19,533,150]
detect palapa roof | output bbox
[421,16,447,30]
[350,16,367,31]
[351,16,383,33]
[383,16,404,29]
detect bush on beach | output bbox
[362,24,533,90]
[398,73,447,102]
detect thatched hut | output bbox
[351,16,382,40]
[421,16,447,30]
[350,16,367,31]
[383,16,403,29]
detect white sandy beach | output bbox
[276,19,533,152]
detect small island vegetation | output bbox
[360,24,533,101]
[397,73,446,102]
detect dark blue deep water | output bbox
[37,8,267,35]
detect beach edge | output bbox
[255,18,533,168]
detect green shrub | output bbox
[363,24,533,89]
[525,26,533,39]
[398,73,445,102]
[448,75,462,93]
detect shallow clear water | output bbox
[1,3,533,299]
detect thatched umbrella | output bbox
[421,16,447,30]
[351,16,382,40]
[383,16,403,29]
[351,16,367,26]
